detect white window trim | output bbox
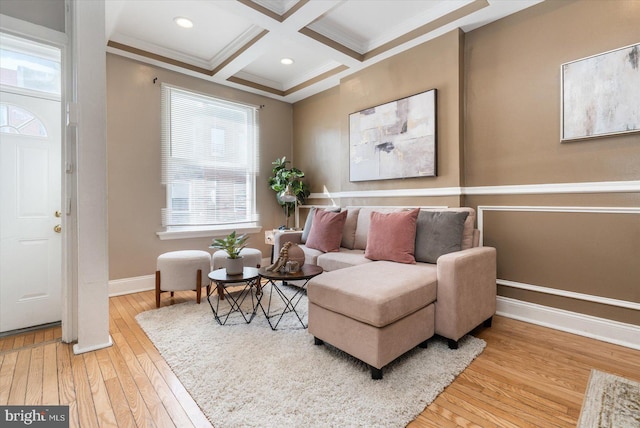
[156,224,262,241]
[159,83,259,235]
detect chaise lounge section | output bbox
[308,261,436,379]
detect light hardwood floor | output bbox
[1,289,639,427]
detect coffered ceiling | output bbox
[106,0,542,103]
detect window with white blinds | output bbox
[161,85,258,229]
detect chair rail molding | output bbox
[308,179,640,200]
[309,187,462,199]
[465,179,640,196]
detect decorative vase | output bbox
[226,257,244,275]
[287,244,305,267]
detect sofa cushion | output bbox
[306,209,348,252]
[365,208,420,264]
[415,210,469,263]
[308,261,437,328]
[317,248,372,272]
[340,208,360,249]
[458,208,476,250]
[354,207,403,250]
[301,206,340,244]
[417,208,477,250]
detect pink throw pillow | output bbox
[305,209,348,252]
[365,208,420,264]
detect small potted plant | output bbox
[210,231,249,275]
[268,156,310,229]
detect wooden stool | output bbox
[156,250,211,307]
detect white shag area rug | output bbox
[136,284,486,428]
[578,369,640,428]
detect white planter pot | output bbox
[226,257,244,275]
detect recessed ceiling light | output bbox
[280,58,294,65]
[174,17,193,29]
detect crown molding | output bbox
[365,0,476,52]
[109,33,212,70]
[209,25,267,70]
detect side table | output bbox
[258,264,323,330]
[208,267,261,325]
[264,229,277,263]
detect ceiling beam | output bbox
[364,0,490,61]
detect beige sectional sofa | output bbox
[273,206,496,379]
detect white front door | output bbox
[0,91,62,333]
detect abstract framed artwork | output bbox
[561,43,640,142]
[349,89,437,182]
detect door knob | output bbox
[54,225,62,233]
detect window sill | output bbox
[156,224,263,241]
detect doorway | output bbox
[0,33,62,333]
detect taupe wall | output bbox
[292,86,341,201]
[465,0,640,186]
[292,2,640,326]
[294,29,465,209]
[464,0,640,326]
[107,54,292,279]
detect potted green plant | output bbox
[210,231,249,275]
[268,156,310,229]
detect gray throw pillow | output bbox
[301,207,340,243]
[415,211,469,263]
[300,208,316,243]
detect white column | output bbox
[70,0,112,354]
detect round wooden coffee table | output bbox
[258,264,323,330]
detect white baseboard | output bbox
[109,275,639,351]
[109,275,155,296]
[108,261,272,297]
[496,296,640,351]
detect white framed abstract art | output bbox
[349,89,437,181]
[561,43,640,141]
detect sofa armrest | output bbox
[435,247,497,342]
[273,230,303,257]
